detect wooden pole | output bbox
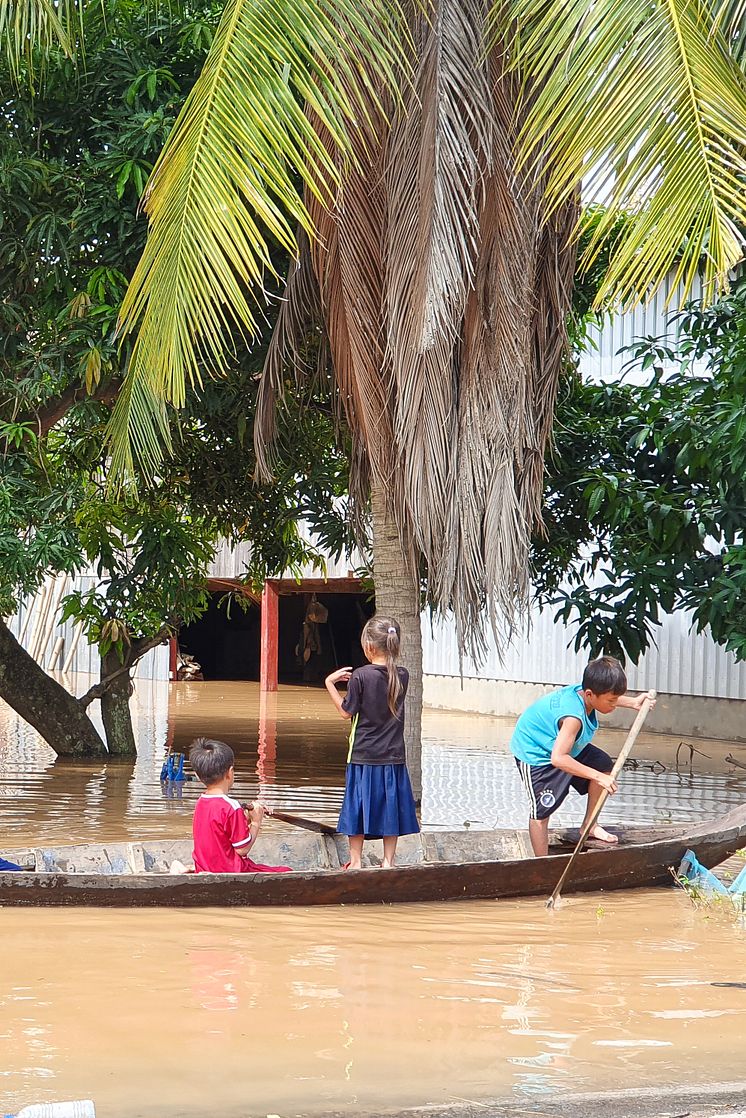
[546,690,657,909]
[37,575,68,665]
[62,622,84,674]
[260,581,279,692]
[243,803,336,836]
[25,577,51,660]
[18,591,37,646]
[47,635,65,671]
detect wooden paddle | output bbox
[546,690,656,909]
[242,803,337,836]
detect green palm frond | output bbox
[506,0,746,305]
[107,367,173,487]
[713,0,746,62]
[110,0,409,481]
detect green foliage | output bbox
[0,439,86,616]
[60,496,215,656]
[0,2,213,415]
[539,278,746,663]
[171,374,351,587]
[0,0,351,663]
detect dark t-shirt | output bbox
[341,663,409,764]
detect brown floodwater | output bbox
[2,681,746,1116]
[2,680,746,845]
[2,897,746,1116]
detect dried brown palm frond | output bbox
[257,2,576,660]
[254,229,330,482]
[307,95,392,519]
[383,0,494,581]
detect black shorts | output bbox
[515,744,613,821]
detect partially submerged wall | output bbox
[422,675,746,742]
[421,605,746,741]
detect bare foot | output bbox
[381,860,395,869]
[343,861,362,871]
[588,824,619,845]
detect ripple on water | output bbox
[2,679,745,844]
[2,680,746,1114]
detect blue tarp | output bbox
[678,849,746,898]
[0,857,23,871]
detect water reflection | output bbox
[2,680,746,847]
[3,896,746,1116]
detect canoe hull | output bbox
[1,808,744,907]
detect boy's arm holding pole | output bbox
[550,720,618,795]
[616,692,653,711]
[237,801,266,855]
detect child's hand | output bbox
[631,690,656,711]
[247,801,266,829]
[597,773,618,795]
[326,666,353,686]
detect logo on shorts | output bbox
[539,790,556,809]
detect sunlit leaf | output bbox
[505,0,746,307]
[111,0,409,482]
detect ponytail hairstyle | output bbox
[361,615,403,717]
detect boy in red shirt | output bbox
[190,737,291,873]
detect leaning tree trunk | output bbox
[0,620,107,756]
[371,481,423,799]
[100,650,137,756]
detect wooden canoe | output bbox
[1,804,745,907]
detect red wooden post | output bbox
[260,581,279,692]
[169,636,178,680]
[257,688,277,785]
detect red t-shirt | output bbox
[192,793,253,873]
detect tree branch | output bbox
[77,627,170,710]
[20,378,122,437]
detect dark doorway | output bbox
[180,593,261,681]
[279,591,374,685]
[179,588,374,684]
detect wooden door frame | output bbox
[169,577,364,689]
[260,578,364,691]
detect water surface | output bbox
[2,895,746,1116]
[2,681,746,1116]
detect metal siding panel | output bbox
[422,604,746,700]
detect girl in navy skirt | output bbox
[325,616,419,869]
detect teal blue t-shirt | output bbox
[510,684,599,765]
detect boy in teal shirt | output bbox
[510,656,655,856]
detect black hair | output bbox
[361,615,403,717]
[582,656,627,696]
[189,737,235,785]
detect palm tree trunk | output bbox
[0,620,107,757]
[370,480,423,799]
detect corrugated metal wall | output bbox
[421,607,746,700]
[9,574,169,681]
[577,272,705,383]
[207,535,362,582]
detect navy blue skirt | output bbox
[337,763,420,838]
